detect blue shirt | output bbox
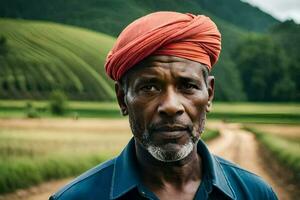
[49,138,278,200]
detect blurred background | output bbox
[0,0,299,199]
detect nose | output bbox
[158,87,184,117]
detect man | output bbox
[50,11,278,200]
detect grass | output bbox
[0,19,115,100]
[245,126,300,182]
[208,102,300,124]
[0,127,127,194]
[0,120,219,194]
[201,129,219,141]
[0,100,120,118]
[1,100,299,124]
[0,0,270,101]
[0,154,106,194]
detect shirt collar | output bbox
[197,139,235,199]
[110,138,235,200]
[110,138,140,199]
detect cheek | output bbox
[128,91,158,117]
[187,93,208,118]
[126,95,157,137]
[185,93,208,132]
[198,111,207,133]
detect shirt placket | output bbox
[137,185,160,200]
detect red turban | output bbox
[105,11,221,81]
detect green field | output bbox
[245,126,300,184]
[0,100,299,194]
[0,120,219,194]
[0,19,115,100]
[209,102,300,124]
[0,127,125,194]
[1,100,299,124]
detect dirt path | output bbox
[208,123,290,200]
[0,121,291,200]
[0,179,72,200]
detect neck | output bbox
[135,140,202,189]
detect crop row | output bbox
[245,127,300,183]
[0,19,115,100]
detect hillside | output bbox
[0,19,115,100]
[0,0,288,101]
[0,17,247,101]
[0,0,254,101]
[197,0,278,32]
[0,0,278,36]
[270,21,300,100]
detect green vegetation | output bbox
[0,100,120,118]
[0,121,219,194]
[0,154,107,194]
[1,100,299,124]
[24,101,39,118]
[49,90,68,115]
[233,22,300,102]
[202,129,219,141]
[0,0,279,101]
[245,127,300,183]
[0,0,277,36]
[0,19,115,100]
[0,1,299,101]
[197,0,278,32]
[270,21,300,100]
[209,102,300,124]
[0,35,8,55]
[0,127,128,194]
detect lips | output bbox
[155,125,187,132]
[151,125,189,140]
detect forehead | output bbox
[124,55,206,81]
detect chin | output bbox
[147,140,194,162]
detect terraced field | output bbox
[0,19,115,100]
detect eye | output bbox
[140,85,159,92]
[181,83,199,90]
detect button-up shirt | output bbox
[49,138,278,200]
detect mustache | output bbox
[148,121,193,134]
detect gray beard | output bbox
[141,131,199,162]
[128,113,203,162]
[147,140,195,162]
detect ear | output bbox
[115,82,128,116]
[206,76,215,113]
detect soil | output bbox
[246,123,300,139]
[207,122,291,200]
[0,179,72,200]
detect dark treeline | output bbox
[0,0,277,35]
[234,21,300,101]
[0,0,298,101]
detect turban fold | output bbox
[105,11,221,81]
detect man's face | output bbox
[116,55,214,162]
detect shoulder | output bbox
[215,156,278,200]
[49,158,116,200]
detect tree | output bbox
[0,35,8,55]
[270,20,300,100]
[49,90,68,115]
[233,34,295,101]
